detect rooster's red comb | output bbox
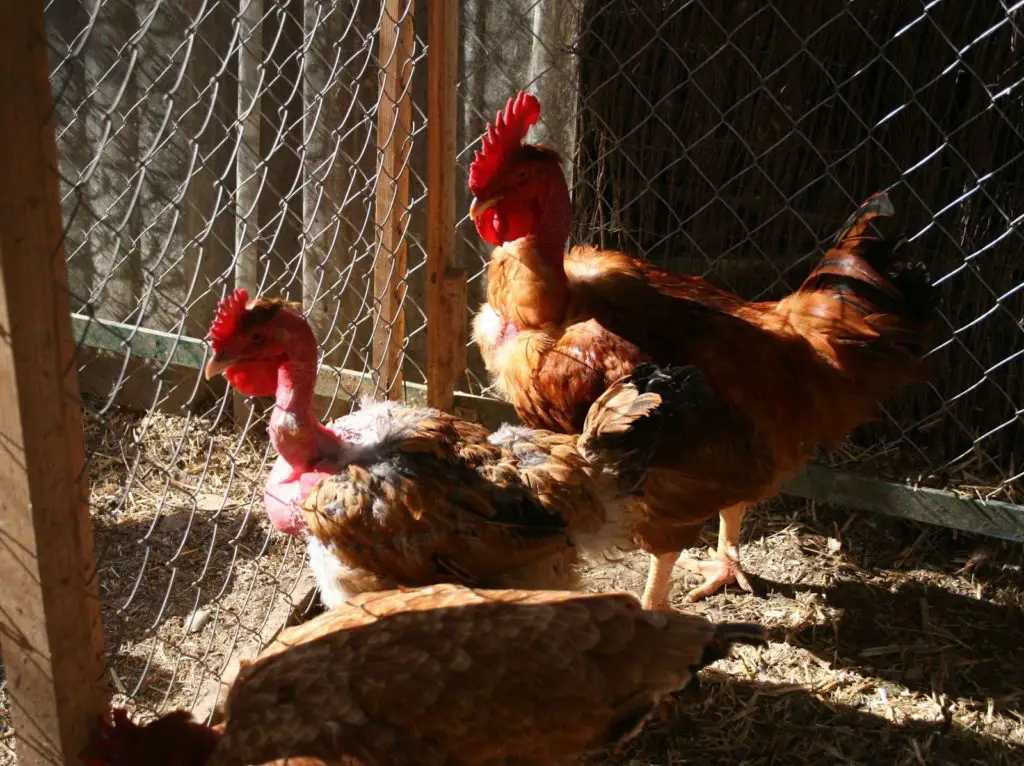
[468,91,541,196]
[208,288,250,352]
[79,708,134,765]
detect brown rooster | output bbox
[203,292,716,607]
[468,91,936,610]
[80,583,765,766]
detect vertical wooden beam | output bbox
[302,0,375,405]
[426,0,465,412]
[0,1,108,764]
[235,0,263,295]
[373,0,414,400]
[180,0,237,339]
[233,0,264,426]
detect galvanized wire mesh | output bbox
[43,0,422,722]
[457,0,1024,506]
[17,0,1024,744]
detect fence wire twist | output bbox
[20,0,1024,736]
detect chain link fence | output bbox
[39,0,426,726]
[2,0,1021,754]
[457,0,1024,509]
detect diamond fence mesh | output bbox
[39,0,423,726]
[457,0,1024,507]
[5,0,1023,753]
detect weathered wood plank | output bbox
[373,0,415,400]
[233,0,265,428]
[786,462,1024,541]
[426,0,461,411]
[0,2,108,762]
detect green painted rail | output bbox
[72,312,1024,542]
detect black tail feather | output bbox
[801,190,937,331]
[579,364,711,494]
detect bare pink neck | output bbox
[267,322,341,470]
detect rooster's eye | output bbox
[515,168,529,182]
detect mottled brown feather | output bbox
[296,374,687,595]
[208,584,765,766]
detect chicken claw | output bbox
[675,549,754,602]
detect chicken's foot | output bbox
[640,552,679,612]
[675,504,754,602]
[675,548,753,602]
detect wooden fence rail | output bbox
[70,312,1024,543]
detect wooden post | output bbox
[302,0,374,404]
[426,0,466,412]
[233,0,263,426]
[0,1,108,764]
[373,0,414,400]
[235,0,263,296]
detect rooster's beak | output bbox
[204,353,232,380]
[469,196,499,222]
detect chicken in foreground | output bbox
[204,291,706,607]
[80,584,765,766]
[468,91,937,609]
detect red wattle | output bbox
[225,361,280,398]
[475,208,502,246]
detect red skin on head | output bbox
[469,92,544,247]
[467,92,571,255]
[208,289,286,398]
[474,195,543,247]
[225,360,281,398]
[207,290,347,538]
[80,708,218,766]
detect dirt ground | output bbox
[1,406,1023,765]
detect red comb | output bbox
[208,288,250,352]
[468,91,541,196]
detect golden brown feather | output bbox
[206,290,702,612]
[473,177,936,608]
[82,584,765,766]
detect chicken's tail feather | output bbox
[787,191,937,384]
[800,191,935,327]
[577,363,711,495]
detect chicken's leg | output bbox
[640,552,680,611]
[675,503,754,602]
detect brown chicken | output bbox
[80,583,765,766]
[468,91,936,610]
[203,291,712,607]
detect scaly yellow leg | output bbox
[675,503,754,602]
[640,552,680,611]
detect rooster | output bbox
[204,291,717,607]
[81,584,765,766]
[468,91,936,610]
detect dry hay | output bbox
[585,504,1024,765]
[1,406,1024,765]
